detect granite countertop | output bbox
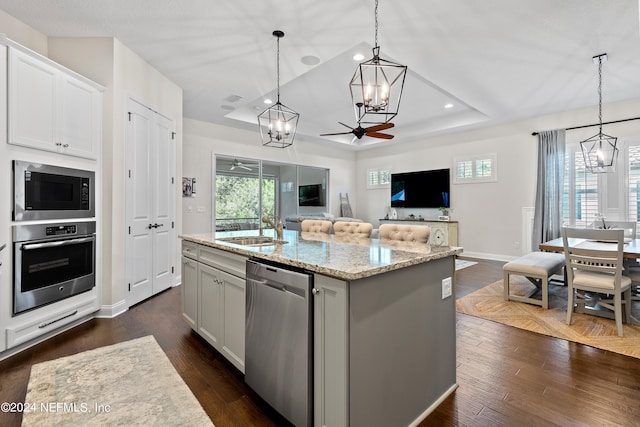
[180,229,463,281]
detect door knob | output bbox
[312,288,320,295]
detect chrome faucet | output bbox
[262,215,283,240]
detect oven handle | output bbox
[20,236,96,251]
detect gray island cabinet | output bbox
[180,230,462,427]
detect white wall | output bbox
[182,119,357,234]
[0,9,47,56]
[47,37,183,308]
[357,98,640,261]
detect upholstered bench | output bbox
[503,251,565,309]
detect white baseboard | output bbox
[458,251,516,263]
[96,299,128,318]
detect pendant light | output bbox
[580,53,618,173]
[349,0,407,124]
[258,30,299,148]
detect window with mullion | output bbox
[563,145,599,227]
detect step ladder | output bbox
[340,193,353,218]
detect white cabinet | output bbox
[314,274,348,427]
[181,257,198,330]
[181,241,198,330]
[197,262,223,348]
[379,219,459,246]
[8,47,102,159]
[180,241,246,372]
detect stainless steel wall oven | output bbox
[13,221,96,315]
[13,160,95,221]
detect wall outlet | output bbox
[442,277,452,299]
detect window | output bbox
[367,168,391,189]
[628,144,640,221]
[563,144,599,227]
[453,153,497,183]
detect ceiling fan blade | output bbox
[240,165,252,171]
[320,131,353,136]
[366,132,394,139]
[365,122,395,132]
[351,135,358,144]
[338,122,354,130]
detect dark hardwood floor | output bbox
[1,257,639,427]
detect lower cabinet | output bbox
[314,274,349,427]
[181,255,198,330]
[181,240,349,424]
[181,241,246,373]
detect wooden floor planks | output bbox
[0,257,638,426]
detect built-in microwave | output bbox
[13,160,95,221]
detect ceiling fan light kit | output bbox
[349,0,407,125]
[580,53,619,173]
[258,30,299,148]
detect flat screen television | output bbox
[299,184,324,206]
[391,168,450,208]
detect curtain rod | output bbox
[531,116,640,136]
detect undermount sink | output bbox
[216,236,288,247]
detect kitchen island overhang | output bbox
[181,229,462,281]
[180,229,462,427]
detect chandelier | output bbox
[258,30,299,148]
[349,0,407,124]
[580,53,618,173]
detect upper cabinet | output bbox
[8,47,102,159]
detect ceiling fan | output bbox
[230,159,258,171]
[320,121,395,144]
[320,102,395,144]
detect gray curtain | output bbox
[532,129,566,251]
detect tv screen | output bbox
[391,169,450,208]
[299,184,323,206]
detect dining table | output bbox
[539,237,640,323]
[539,237,640,259]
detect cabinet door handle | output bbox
[62,143,69,148]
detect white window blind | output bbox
[628,144,640,222]
[454,154,497,183]
[367,168,391,189]
[563,147,599,227]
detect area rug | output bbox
[455,259,478,271]
[22,335,214,426]
[456,276,640,359]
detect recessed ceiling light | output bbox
[264,98,273,104]
[444,103,454,109]
[353,53,365,61]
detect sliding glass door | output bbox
[213,155,328,232]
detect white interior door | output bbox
[126,98,175,307]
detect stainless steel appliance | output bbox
[13,221,96,315]
[13,160,95,221]
[245,258,314,427]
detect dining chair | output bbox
[378,224,430,243]
[605,221,640,302]
[300,219,332,234]
[562,227,632,337]
[333,221,373,237]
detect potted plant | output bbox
[438,207,449,218]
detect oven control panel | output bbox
[45,225,77,236]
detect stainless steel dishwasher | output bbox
[245,258,313,427]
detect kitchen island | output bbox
[180,229,463,427]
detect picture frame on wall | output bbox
[182,177,196,197]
